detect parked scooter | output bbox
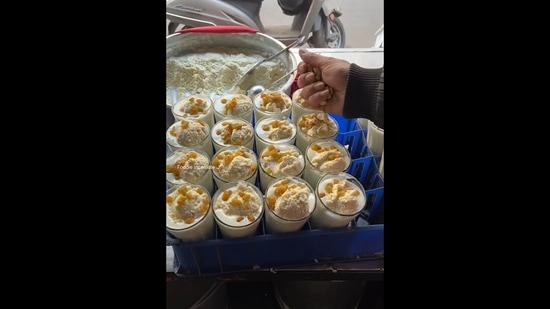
[166,0,346,48]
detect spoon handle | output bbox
[230,36,305,92]
[269,68,298,88]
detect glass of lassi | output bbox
[310,172,367,229]
[295,112,339,154]
[258,144,304,193]
[166,148,214,195]
[211,145,258,189]
[254,115,297,155]
[210,118,254,153]
[302,140,351,189]
[290,88,317,125]
[166,183,215,242]
[264,176,316,234]
[213,93,253,123]
[212,181,265,238]
[166,119,213,157]
[171,95,215,129]
[252,89,292,123]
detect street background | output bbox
[260,0,383,48]
[166,0,384,48]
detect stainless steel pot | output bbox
[166,26,297,107]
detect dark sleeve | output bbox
[342,64,384,129]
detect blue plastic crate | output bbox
[168,117,384,277]
[170,219,384,276]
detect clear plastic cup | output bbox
[253,89,292,124]
[212,181,265,238]
[211,145,258,189]
[264,176,316,234]
[171,95,215,129]
[211,118,255,153]
[166,183,215,242]
[166,148,214,196]
[254,115,297,155]
[258,144,305,193]
[310,172,367,229]
[366,119,384,157]
[302,139,352,189]
[166,119,213,157]
[213,94,253,123]
[295,112,339,154]
[290,88,317,125]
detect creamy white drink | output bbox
[258,144,304,193]
[295,112,339,154]
[166,183,214,242]
[253,89,292,123]
[166,119,213,157]
[302,140,351,189]
[264,176,316,234]
[310,173,366,229]
[211,145,258,188]
[171,95,215,129]
[212,181,264,238]
[290,88,317,125]
[211,118,254,153]
[166,148,214,195]
[214,94,253,123]
[254,116,297,155]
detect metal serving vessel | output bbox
[166,26,298,108]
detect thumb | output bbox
[298,48,326,68]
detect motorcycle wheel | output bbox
[309,16,346,48]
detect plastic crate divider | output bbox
[364,186,384,222]
[347,156,377,189]
[331,114,355,133]
[336,129,365,159]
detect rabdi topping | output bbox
[298,113,338,138]
[214,183,261,223]
[318,179,362,215]
[166,151,209,182]
[266,178,311,220]
[169,119,208,147]
[260,145,303,177]
[215,121,253,146]
[309,143,348,172]
[261,119,294,141]
[212,147,257,181]
[257,90,291,112]
[166,185,210,224]
[176,96,210,116]
[220,94,253,116]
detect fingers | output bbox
[298,48,324,68]
[297,71,318,88]
[300,82,332,111]
[305,91,331,112]
[301,81,327,99]
[297,62,309,74]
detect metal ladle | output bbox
[247,67,299,99]
[228,36,305,94]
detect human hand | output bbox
[296,48,350,115]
